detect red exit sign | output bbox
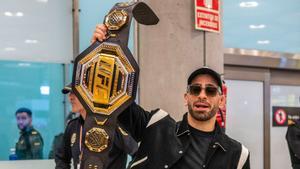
[194,0,221,33]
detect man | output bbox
[15,107,44,160]
[92,24,250,169]
[55,84,138,169]
[286,119,300,169]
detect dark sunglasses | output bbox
[187,84,221,97]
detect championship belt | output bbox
[72,2,159,169]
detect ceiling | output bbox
[0,0,73,63]
[223,0,300,54]
[0,0,299,64]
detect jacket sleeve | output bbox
[114,126,138,156]
[118,102,156,142]
[55,125,72,169]
[286,124,300,157]
[286,124,300,167]
[30,132,44,159]
[237,144,250,169]
[242,154,250,169]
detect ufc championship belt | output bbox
[72,2,159,169]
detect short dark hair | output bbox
[15,107,32,117]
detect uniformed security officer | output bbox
[55,84,138,169]
[15,108,44,160]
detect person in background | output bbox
[15,107,44,160]
[55,84,138,169]
[286,118,300,169]
[48,112,77,159]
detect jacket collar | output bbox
[176,113,190,137]
[20,125,33,134]
[212,125,228,152]
[176,113,229,152]
[79,115,85,125]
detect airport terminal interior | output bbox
[0,0,299,169]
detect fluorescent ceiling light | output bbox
[25,39,39,44]
[240,2,258,8]
[4,12,13,16]
[257,40,270,44]
[15,12,24,17]
[4,11,24,17]
[4,47,16,51]
[18,63,31,67]
[37,0,48,3]
[249,24,266,29]
[40,86,50,95]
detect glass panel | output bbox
[223,0,300,53]
[270,85,300,169]
[79,0,135,52]
[226,80,264,169]
[0,60,64,160]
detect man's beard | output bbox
[187,103,218,121]
[18,124,28,131]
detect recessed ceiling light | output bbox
[249,24,266,29]
[257,40,270,44]
[4,47,16,51]
[25,39,39,44]
[15,12,24,17]
[4,11,24,17]
[240,2,258,8]
[4,12,13,17]
[37,0,48,3]
[40,86,50,95]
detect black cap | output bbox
[62,83,72,94]
[187,67,223,93]
[15,107,32,117]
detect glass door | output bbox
[270,85,300,169]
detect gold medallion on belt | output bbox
[85,127,109,153]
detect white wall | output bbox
[226,80,264,169]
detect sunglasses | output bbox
[187,84,221,97]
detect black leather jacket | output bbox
[55,116,138,169]
[118,102,250,169]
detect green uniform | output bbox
[15,126,44,160]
